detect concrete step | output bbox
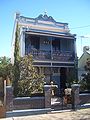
[6,108,51,117]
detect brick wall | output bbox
[6,85,51,111]
[13,97,45,110]
[79,93,90,105]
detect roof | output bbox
[79,51,90,61]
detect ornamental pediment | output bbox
[36,14,56,22]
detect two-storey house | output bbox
[12,13,77,95]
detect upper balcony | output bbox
[24,34,76,62]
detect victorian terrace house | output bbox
[12,13,77,95]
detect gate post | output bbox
[44,85,51,109]
[6,86,13,111]
[71,84,80,110]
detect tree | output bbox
[0,56,13,84]
[80,60,90,91]
[13,23,20,96]
[67,68,76,87]
[17,55,44,97]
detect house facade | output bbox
[78,46,90,81]
[12,13,77,95]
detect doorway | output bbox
[60,67,67,91]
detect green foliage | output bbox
[13,23,20,96]
[80,60,90,91]
[0,56,13,81]
[80,73,90,91]
[14,23,20,63]
[67,68,76,87]
[17,55,44,97]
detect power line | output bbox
[70,25,90,29]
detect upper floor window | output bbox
[52,37,61,51]
[61,39,74,52]
[25,34,40,54]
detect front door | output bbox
[60,67,67,91]
[52,73,60,96]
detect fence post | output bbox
[71,84,80,110]
[6,86,13,111]
[44,85,51,109]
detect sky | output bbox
[0,0,90,58]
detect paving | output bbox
[1,108,90,120]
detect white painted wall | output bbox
[20,28,25,57]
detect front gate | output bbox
[51,88,72,110]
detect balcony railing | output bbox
[52,51,74,61]
[30,50,51,60]
[26,50,75,62]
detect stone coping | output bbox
[71,84,80,87]
[6,108,51,117]
[79,93,90,96]
[44,85,51,87]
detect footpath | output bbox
[1,108,90,120]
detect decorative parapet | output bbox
[15,13,71,36]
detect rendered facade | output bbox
[12,13,77,95]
